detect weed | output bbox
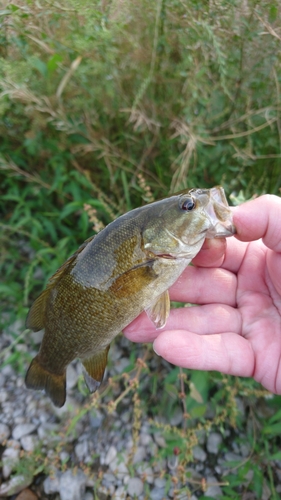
[1,0,281,498]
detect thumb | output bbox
[233,195,281,253]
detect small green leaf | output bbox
[59,201,83,220]
[47,54,63,75]
[30,57,47,77]
[0,9,12,15]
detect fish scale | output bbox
[25,186,235,407]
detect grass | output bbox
[1,0,281,498]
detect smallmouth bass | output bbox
[25,186,235,407]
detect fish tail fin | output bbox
[25,356,66,408]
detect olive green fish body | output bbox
[25,187,235,407]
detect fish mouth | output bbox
[157,253,175,259]
[203,187,236,238]
[209,220,236,238]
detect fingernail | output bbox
[153,342,160,356]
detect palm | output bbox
[124,195,281,394]
[232,239,281,392]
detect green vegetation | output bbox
[1,0,281,498]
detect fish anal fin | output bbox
[146,290,170,329]
[25,355,66,408]
[81,345,110,393]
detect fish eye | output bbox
[180,197,196,211]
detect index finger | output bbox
[233,194,281,252]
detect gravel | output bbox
[127,477,144,497]
[206,432,223,454]
[104,445,118,465]
[59,470,87,500]
[0,423,10,443]
[12,423,37,441]
[0,324,273,500]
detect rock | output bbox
[0,423,10,443]
[123,474,130,485]
[75,440,88,461]
[133,446,146,464]
[0,474,33,497]
[15,488,38,500]
[104,445,117,465]
[150,487,166,500]
[206,432,223,454]
[1,364,15,377]
[127,477,144,497]
[155,477,166,488]
[30,329,44,345]
[120,411,131,424]
[37,422,60,442]
[149,442,158,457]
[5,319,23,337]
[168,490,189,500]
[109,457,129,479]
[12,424,37,441]
[153,458,166,473]
[97,484,115,497]
[139,433,153,446]
[205,476,222,498]
[38,411,50,424]
[224,451,242,463]
[2,441,20,478]
[170,407,183,426]
[192,445,207,462]
[154,433,166,448]
[114,358,130,374]
[262,481,271,500]
[0,372,5,386]
[67,364,79,389]
[21,435,37,452]
[14,416,25,425]
[240,441,251,457]
[102,472,116,487]
[136,464,154,484]
[0,390,8,403]
[124,437,133,450]
[89,409,103,428]
[113,485,126,499]
[59,469,87,500]
[60,451,70,463]
[43,470,61,494]
[83,492,94,500]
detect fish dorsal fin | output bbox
[26,235,96,331]
[47,234,95,287]
[145,290,170,329]
[81,345,110,393]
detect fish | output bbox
[25,186,236,407]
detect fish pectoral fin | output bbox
[25,355,66,408]
[145,290,170,329]
[81,345,110,393]
[109,260,157,298]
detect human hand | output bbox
[123,195,281,394]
